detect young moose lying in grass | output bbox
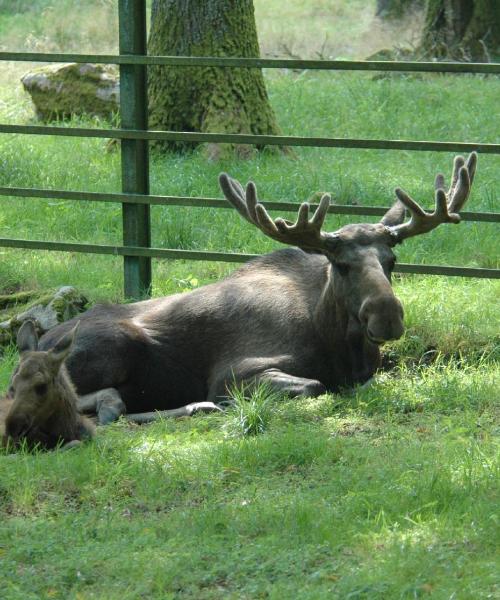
[1,320,95,451]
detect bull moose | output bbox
[3,153,477,432]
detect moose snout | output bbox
[5,414,31,442]
[359,295,404,343]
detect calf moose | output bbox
[2,320,95,450]
[6,153,477,425]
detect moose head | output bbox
[219,152,477,352]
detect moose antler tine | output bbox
[448,166,470,213]
[219,173,239,204]
[450,155,465,194]
[229,176,248,205]
[255,203,280,234]
[465,151,477,187]
[435,188,451,219]
[434,173,445,191]
[311,194,330,228]
[219,173,254,224]
[296,203,310,228]
[394,187,427,217]
[245,181,260,222]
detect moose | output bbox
[1,320,95,450]
[3,153,477,435]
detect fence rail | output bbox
[1,123,499,154]
[0,0,498,296]
[0,187,497,222]
[0,238,496,280]
[1,52,499,74]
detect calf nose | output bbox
[5,415,31,441]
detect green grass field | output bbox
[0,1,499,598]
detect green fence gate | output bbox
[0,0,499,298]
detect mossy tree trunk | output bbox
[419,0,500,60]
[148,0,283,160]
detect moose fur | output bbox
[6,153,477,425]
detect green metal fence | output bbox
[0,0,499,298]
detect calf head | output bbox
[3,320,79,449]
[220,152,477,346]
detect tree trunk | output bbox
[419,0,500,60]
[148,0,283,160]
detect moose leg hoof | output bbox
[95,388,127,425]
[185,401,224,416]
[60,440,83,451]
[260,369,327,398]
[301,381,327,397]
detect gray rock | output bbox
[21,63,119,121]
[0,286,88,346]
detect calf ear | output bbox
[17,320,39,353]
[49,323,79,371]
[381,200,406,227]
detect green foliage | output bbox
[224,381,280,437]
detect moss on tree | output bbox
[148,0,284,160]
[420,0,500,60]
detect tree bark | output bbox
[419,0,500,60]
[148,0,283,160]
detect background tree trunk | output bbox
[148,0,282,160]
[419,0,500,60]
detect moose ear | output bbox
[381,200,406,227]
[49,323,79,371]
[17,320,39,353]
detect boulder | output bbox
[21,63,119,121]
[0,286,88,346]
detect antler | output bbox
[390,152,477,242]
[219,173,331,251]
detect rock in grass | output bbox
[21,63,119,121]
[0,286,87,345]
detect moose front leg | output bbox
[77,388,126,425]
[258,369,327,398]
[208,360,327,404]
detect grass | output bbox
[0,1,499,598]
[224,382,279,437]
[0,369,498,598]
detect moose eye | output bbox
[34,383,47,396]
[335,262,350,276]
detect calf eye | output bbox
[34,383,47,396]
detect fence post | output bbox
[118,0,151,299]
